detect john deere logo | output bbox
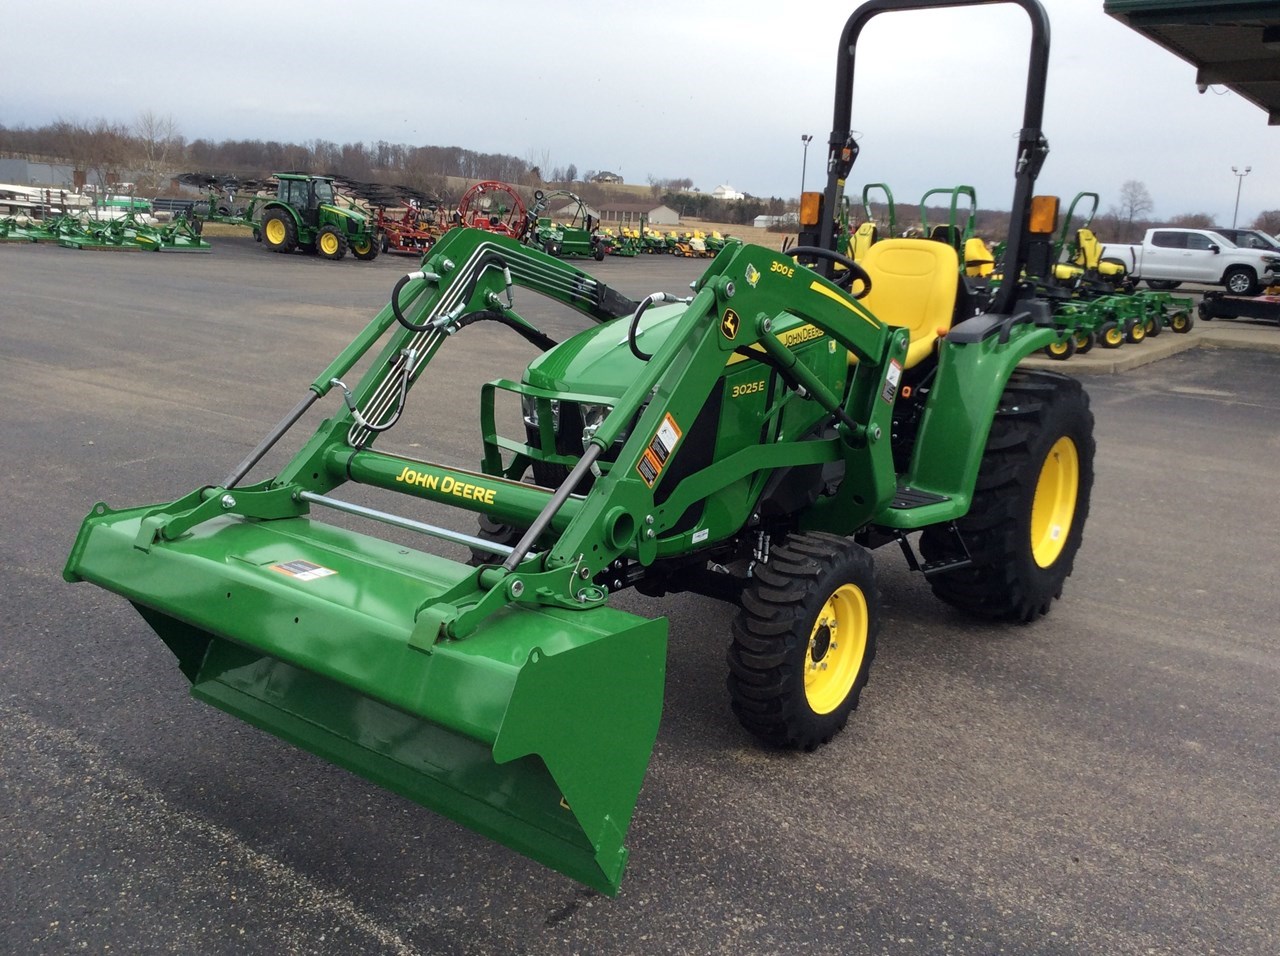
[744,263,761,288]
[721,308,740,339]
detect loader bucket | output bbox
[65,500,667,895]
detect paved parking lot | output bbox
[3,237,1278,955]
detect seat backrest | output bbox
[858,238,960,369]
[1074,228,1105,270]
[849,221,879,260]
[963,236,994,277]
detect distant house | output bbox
[591,171,624,184]
[712,184,745,201]
[753,213,799,228]
[597,202,680,227]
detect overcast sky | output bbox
[2,0,1275,226]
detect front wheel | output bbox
[351,233,379,260]
[1099,321,1124,348]
[316,224,348,260]
[1044,337,1076,361]
[727,533,879,751]
[1146,279,1181,291]
[920,370,1095,623]
[1170,310,1194,333]
[1224,266,1259,296]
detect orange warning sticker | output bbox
[636,413,683,486]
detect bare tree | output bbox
[134,110,182,188]
[1113,180,1154,242]
[1168,211,1213,229]
[1251,210,1280,235]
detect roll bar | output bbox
[819,0,1051,315]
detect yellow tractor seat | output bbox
[857,238,960,369]
[1053,263,1084,282]
[963,237,994,278]
[850,221,879,261]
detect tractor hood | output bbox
[320,203,367,225]
[524,302,686,395]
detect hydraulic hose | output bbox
[628,292,685,361]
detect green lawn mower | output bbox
[65,0,1092,896]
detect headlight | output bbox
[521,395,560,430]
[579,403,613,432]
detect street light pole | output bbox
[1232,165,1252,229]
[800,134,813,196]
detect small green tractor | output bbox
[258,173,379,261]
[65,0,1091,896]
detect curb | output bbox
[1021,321,1280,375]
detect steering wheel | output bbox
[786,245,872,298]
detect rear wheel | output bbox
[920,370,1094,623]
[316,225,348,260]
[261,209,297,253]
[727,533,879,750]
[1146,279,1180,291]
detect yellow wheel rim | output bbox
[319,232,338,255]
[1172,313,1187,330]
[352,237,371,254]
[1105,327,1123,346]
[1049,340,1070,356]
[265,219,285,245]
[1031,436,1079,568]
[1132,325,1144,341]
[803,584,868,715]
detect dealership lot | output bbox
[3,237,1278,955]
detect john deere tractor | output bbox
[258,173,379,261]
[65,0,1091,896]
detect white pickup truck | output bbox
[1102,227,1280,296]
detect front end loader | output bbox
[65,0,1092,896]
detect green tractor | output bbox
[258,173,379,261]
[65,0,1090,896]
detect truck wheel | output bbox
[351,234,379,261]
[1223,266,1258,296]
[316,225,348,260]
[261,210,297,253]
[727,533,878,751]
[1146,279,1180,291]
[920,371,1094,623]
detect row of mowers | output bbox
[0,206,210,253]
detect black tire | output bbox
[1099,321,1124,349]
[1074,330,1095,354]
[216,203,232,217]
[593,243,605,261]
[1223,266,1258,297]
[380,232,390,254]
[351,233,379,261]
[1044,337,1075,361]
[920,371,1095,623]
[467,513,525,566]
[544,239,562,257]
[1125,318,1146,344]
[727,532,879,751]
[261,209,297,253]
[315,224,348,260]
[1197,301,1212,321]
[1146,279,1181,291]
[1144,313,1162,337]
[1169,310,1194,333]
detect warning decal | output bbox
[881,359,903,404]
[271,560,337,581]
[637,413,683,487]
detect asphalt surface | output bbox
[3,236,1278,955]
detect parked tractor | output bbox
[256,173,379,261]
[65,0,1093,897]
